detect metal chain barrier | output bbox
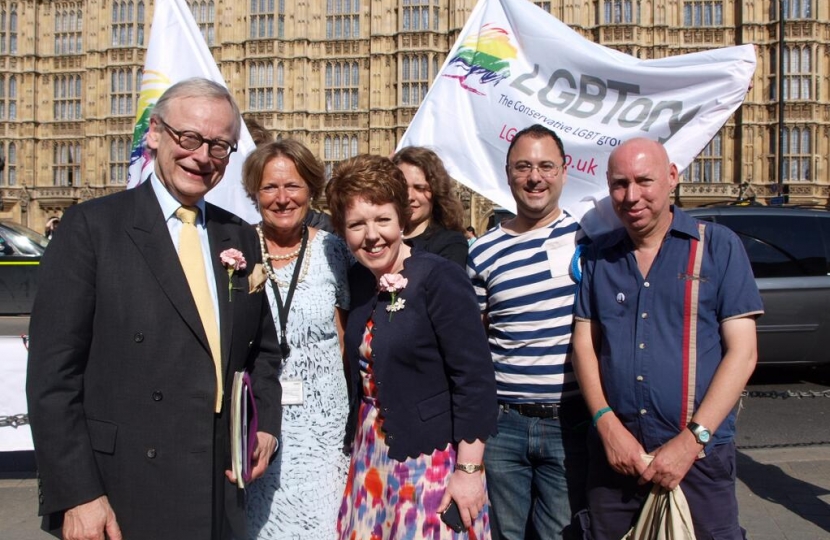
[738,387,830,449]
[0,414,29,428]
[741,389,830,399]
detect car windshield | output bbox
[0,221,49,256]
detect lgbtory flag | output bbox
[398,0,756,235]
[127,0,259,224]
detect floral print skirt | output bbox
[336,320,490,540]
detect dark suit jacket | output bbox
[26,181,282,540]
[345,250,497,461]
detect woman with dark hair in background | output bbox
[242,139,352,540]
[392,146,468,267]
[327,154,497,539]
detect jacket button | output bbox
[382,407,389,413]
[134,333,144,343]
[387,434,394,441]
[152,391,163,401]
[146,448,157,459]
[39,495,44,504]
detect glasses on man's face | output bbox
[510,161,563,179]
[157,118,237,160]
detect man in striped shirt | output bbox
[467,124,589,540]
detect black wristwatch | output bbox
[687,422,711,445]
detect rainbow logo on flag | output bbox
[128,70,171,188]
[444,24,517,96]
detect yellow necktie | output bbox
[176,206,223,413]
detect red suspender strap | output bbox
[679,223,707,429]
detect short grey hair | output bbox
[151,77,242,141]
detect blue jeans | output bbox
[484,401,589,540]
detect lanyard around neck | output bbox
[268,226,309,359]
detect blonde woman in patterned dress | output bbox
[242,140,352,540]
[326,154,498,540]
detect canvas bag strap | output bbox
[679,222,707,429]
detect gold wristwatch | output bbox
[455,463,484,474]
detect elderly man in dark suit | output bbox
[26,78,282,540]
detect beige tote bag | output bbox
[621,455,697,540]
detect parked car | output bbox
[686,206,830,365]
[0,220,48,315]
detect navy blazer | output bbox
[345,250,497,461]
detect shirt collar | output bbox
[601,206,699,253]
[667,206,701,240]
[150,172,207,226]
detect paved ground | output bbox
[2,446,829,539]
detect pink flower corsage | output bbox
[378,273,407,321]
[220,248,247,301]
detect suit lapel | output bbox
[206,207,234,378]
[126,181,212,356]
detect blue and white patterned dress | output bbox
[246,230,353,540]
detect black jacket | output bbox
[405,225,468,268]
[26,181,282,539]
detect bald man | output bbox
[571,138,763,539]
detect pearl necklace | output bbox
[257,224,311,287]
[264,246,301,261]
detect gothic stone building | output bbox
[0,0,827,235]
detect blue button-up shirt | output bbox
[575,208,763,450]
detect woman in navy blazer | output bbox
[326,154,497,539]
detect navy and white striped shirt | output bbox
[467,211,583,403]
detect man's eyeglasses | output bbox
[510,161,563,178]
[157,118,237,160]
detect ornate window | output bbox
[276,62,285,111]
[0,74,16,120]
[111,68,140,116]
[323,134,359,178]
[784,45,812,100]
[402,0,439,32]
[327,0,360,39]
[533,2,551,12]
[778,0,811,19]
[112,1,145,47]
[401,54,438,106]
[54,74,82,121]
[55,6,83,55]
[683,1,722,26]
[249,61,274,111]
[782,127,811,182]
[53,142,82,186]
[187,0,216,46]
[250,0,284,39]
[0,3,18,54]
[604,0,639,24]
[0,142,16,186]
[325,61,359,112]
[110,137,130,185]
[687,132,722,183]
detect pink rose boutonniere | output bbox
[378,273,408,321]
[220,249,247,301]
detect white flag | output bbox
[128,0,259,224]
[399,0,756,235]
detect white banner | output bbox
[399,0,756,235]
[0,335,32,451]
[127,0,259,224]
